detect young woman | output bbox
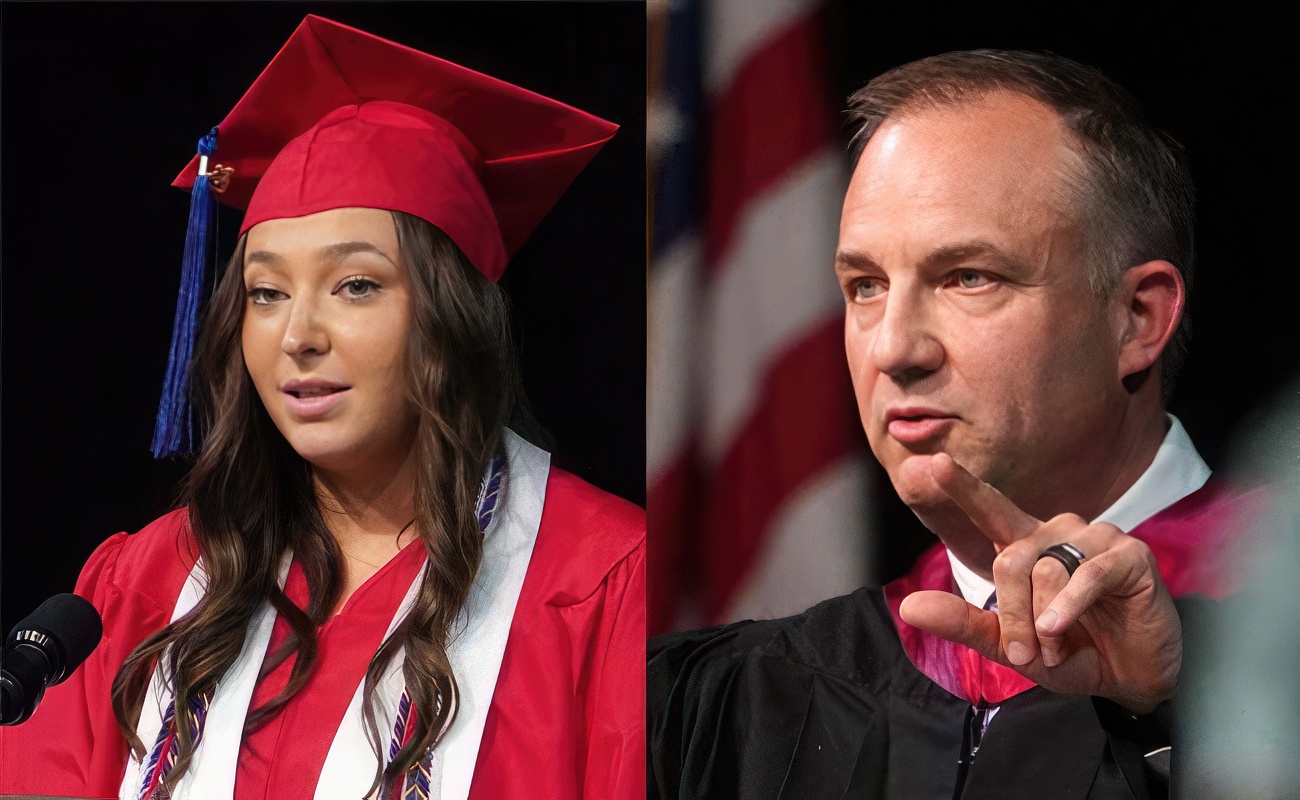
[0,16,644,800]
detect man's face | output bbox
[837,92,1130,522]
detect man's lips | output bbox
[885,408,957,444]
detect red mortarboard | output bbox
[154,15,617,458]
[172,14,618,281]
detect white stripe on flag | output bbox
[704,0,820,92]
[648,235,702,478]
[700,150,848,464]
[724,455,874,621]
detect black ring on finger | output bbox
[1037,542,1086,577]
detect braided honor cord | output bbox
[390,449,506,799]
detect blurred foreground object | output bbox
[1180,376,1300,798]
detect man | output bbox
[649,50,1254,799]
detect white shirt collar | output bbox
[946,414,1211,605]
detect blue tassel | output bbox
[152,128,219,458]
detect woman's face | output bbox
[241,207,416,476]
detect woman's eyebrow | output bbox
[245,249,284,268]
[244,241,397,271]
[317,241,398,268]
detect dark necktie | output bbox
[955,591,1002,794]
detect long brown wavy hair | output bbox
[110,211,520,794]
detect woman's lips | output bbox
[887,415,956,444]
[283,387,349,418]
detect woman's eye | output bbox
[956,269,991,289]
[339,278,380,299]
[248,287,285,305]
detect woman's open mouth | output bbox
[281,382,351,417]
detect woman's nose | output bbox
[281,302,329,356]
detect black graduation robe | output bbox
[648,481,1261,800]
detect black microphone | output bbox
[1,593,103,725]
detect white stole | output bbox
[120,430,549,800]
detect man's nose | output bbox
[281,301,329,356]
[870,290,943,379]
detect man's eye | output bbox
[956,270,991,289]
[248,287,285,305]
[339,278,380,299]
[853,278,884,300]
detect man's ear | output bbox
[1115,260,1185,384]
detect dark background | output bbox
[815,3,1300,582]
[0,2,646,630]
[4,2,1297,632]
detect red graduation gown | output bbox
[0,466,645,800]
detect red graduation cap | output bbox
[154,15,617,458]
[172,14,618,281]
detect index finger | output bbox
[930,453,1041,546]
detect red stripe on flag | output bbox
[703,13,835,272]
[699,315,866,621]
[647,443,703,636]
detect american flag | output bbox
[648,0,874,633]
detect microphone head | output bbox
[6,593,103,685]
